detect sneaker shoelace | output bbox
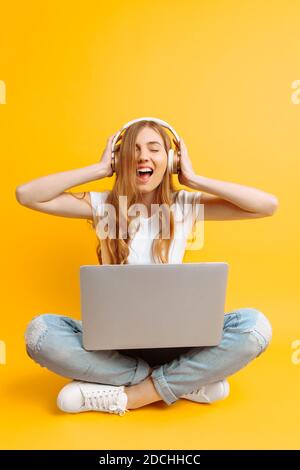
[83,389,130,416]
[187,386,210,402]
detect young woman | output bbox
[16,119,278,417]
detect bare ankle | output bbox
[124,376,162,409]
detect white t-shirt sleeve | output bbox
[176,189,203,223]
[89,191,110,222]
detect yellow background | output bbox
[1,0,299,450]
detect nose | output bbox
[137,152,151,164]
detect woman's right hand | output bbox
[99,132,122,177]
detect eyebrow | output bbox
[135,141,162,146]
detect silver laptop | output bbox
[80,262,229,351]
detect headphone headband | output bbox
[111,116,181,174]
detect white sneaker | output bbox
[180,379,230,404]
[57,381,130,416]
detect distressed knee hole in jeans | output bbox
[243,313,273,357]
[25,316,49,353]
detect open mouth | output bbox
[136,168,154,183]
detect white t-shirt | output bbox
[89,189,203,264]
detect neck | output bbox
[137,190,157,217]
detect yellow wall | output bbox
[0,0,299,450]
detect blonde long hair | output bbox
[85,120,197,264]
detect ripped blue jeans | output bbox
[25,307,272,405]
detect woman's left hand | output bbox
[174,137,196,186]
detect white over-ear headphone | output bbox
[111,116,181,175]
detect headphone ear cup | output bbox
[111,152,119,174]
[168,149,174,174]
[174,148,181,174]
[168,148,180,174]
[112,136,122,174]
[111,154,115,173]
